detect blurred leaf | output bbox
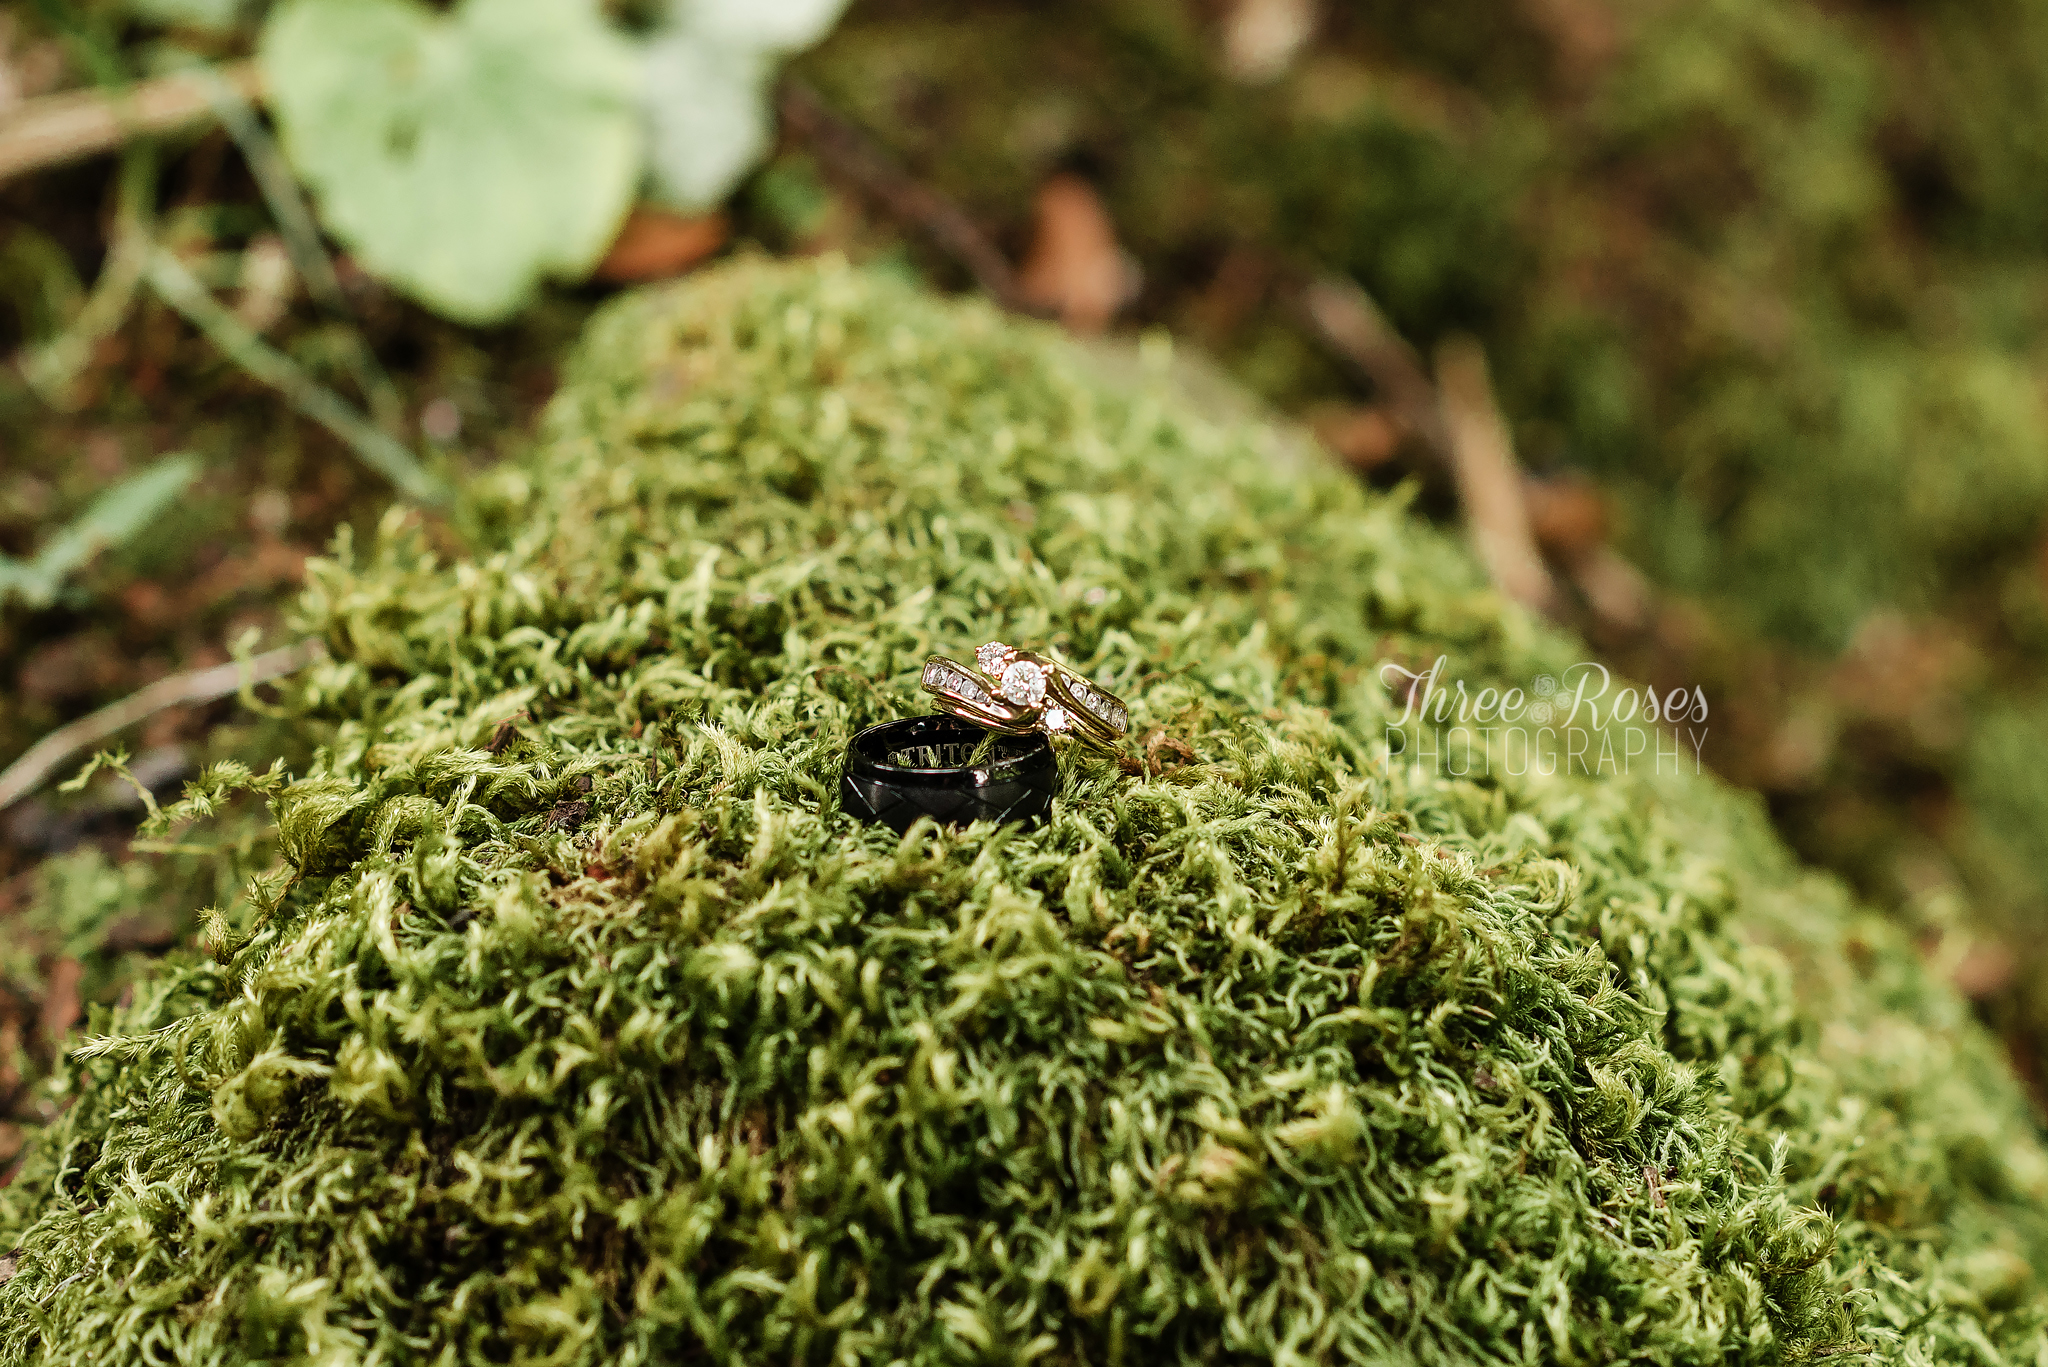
[127,0,247,31]
[644,33,772,211]
[0,454,201,610]
[259,0,643,324]
[643,0,849,211]
[672,0,848,53]
[0,227,87,343]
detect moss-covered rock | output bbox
[790,7,2048,1048]
[3,259,2045,1364]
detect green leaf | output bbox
[644,33,772,211]
[673,0,849,53]
[128,0,248,32]
[643,0,849,211]
[259,0,643,324]
[0,225,87,342]
[0,453,202,610]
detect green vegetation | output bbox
[259,0,644,324]
[801,0,2048,635]
[3,260,2044,1363]
[0,454,196,609]
[796,0,2048,1093]
[251,0,849,322]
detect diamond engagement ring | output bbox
[920,642,1131,754]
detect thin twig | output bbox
[777,79,1029,311]
[1296,276,1453,477]
[0,640,321,813]
[144,246,446,503]
[1296,274,1658,636]
[189,66,339,310]
[1434,335,1561,616]
[3,61,414,444]
[0,60,262,184]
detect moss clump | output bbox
[783,0,2048,1138]
[3,259,2046,1363]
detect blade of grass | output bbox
[184,62,407,436]
[20,145,155,405]
[187,65,341,309]
[143,246,447,504]
[0,453,201,609]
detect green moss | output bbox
[780,2,2048,1051]
[2,259,2045,1363]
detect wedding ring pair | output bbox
[921,642,1131,755]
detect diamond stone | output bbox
[924,660,991,705]
[1000,659,1047,706]
[1042,706,1069,733]
[976,642,1013,673]
[1059,675,1129,733]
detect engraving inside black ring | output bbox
[843,717,1056,831]
[847,716,1050,784]
[886,741,984,768]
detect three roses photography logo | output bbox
[1378,657,1709,778]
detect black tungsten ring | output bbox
[839,716,1057,833]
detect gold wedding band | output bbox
[920,642,1130,754]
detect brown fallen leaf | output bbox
[1522,472,1609,560]
[1311,405,1401,471]
[1018,173,1139,335]
[544,799,590,832]
[1144,730,1198,773]
[1952,939,2017,1000]
[485,714,525,755]
[37,957,82,1046]
[593,207,729,284]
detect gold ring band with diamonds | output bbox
[918,656,1038,733]
[920,642,1131,754]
